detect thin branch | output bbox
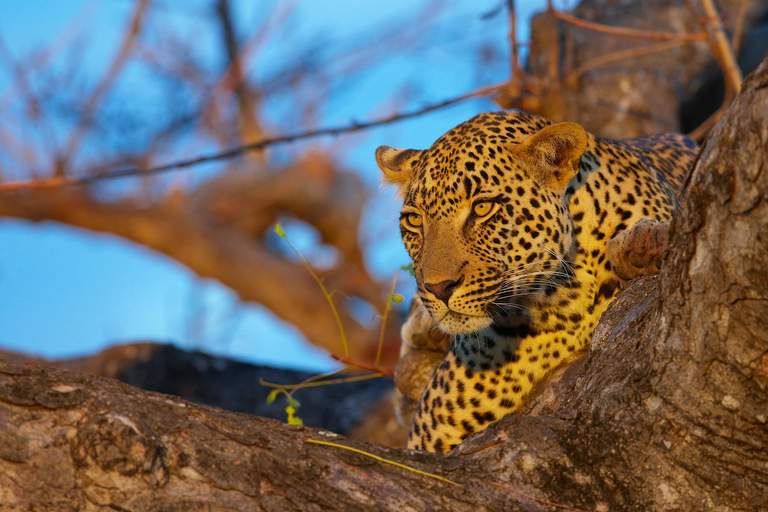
[0,35,61,167]
[732,0,750,54]
[0,177,72,192]
[259,373,384,390]
[566,40,689,83]
[546,1,559,82]
[507,0,521,81]
[197,0,295,148]
[305,439,462,487]
[0,82,503,192]
[61,0,149,169]
[685,0,743,139]
[551,8,707,41]
[330,355,394,375]
[698,0,743,95]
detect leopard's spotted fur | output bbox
[376,111,697,452]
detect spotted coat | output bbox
[376,111,698,452]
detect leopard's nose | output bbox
[424,276,464,306]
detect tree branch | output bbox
[60,0,150,169]
[0,188,376,360]
[0,82,503,192]
[550,8,707,41]
[4,54,768,511]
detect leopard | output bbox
[375,110,698,453]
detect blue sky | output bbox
[0,0,549,371]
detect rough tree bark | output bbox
[516,0,768,138]
[0,343,400,444]
[2,54,767,511]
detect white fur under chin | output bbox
[435,310,493,335]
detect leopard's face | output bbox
[377,112,587,335]
[399,152,573,334]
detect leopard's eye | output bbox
[403,213,423,228]
[473,201,494,218]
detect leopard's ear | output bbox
[510,122,587,194]
[376,146,423,190]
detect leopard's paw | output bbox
[607,218,669,282]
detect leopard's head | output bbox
[377,113,587,334]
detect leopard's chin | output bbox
[435,310,493,335]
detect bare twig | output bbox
[259,373,384,390]
[330,355,394,375]
[546,1,559,81]
[0,36,61,167]
[685,0,743,139]
[732,0,750,54]
[566,40,689,83]
[551,8,707,41]
[199,0,295,146]
[305,439,462,487]
[0,177,72,192]
[507,0,521,81]
[699,0,743,95]
[0,82,503,192]
[0,0,98,114]
[60,0,149,169]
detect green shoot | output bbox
[267,388,303,425]
[274,221,349,357]
[374,269,403,368]
[260,372,384,391]
[305,439,461,487]
[267,221,411,425]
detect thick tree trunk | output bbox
[2,55,767,512]
[521,0,768,138]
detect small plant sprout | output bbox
[374,269,404,368]
[274,221,349,357]
[264,222,408,425]
[267,388,303,426]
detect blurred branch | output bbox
[732,0,750,54]
[213,0,264,145]
[551,8,707,41]
[60,0,150,171]
[565,40,689,83]
[0,187,375,360]
[199,1,295,149]
[0,35,60,170]
[0,1,97,116]
[0,82,503,192]
[546,1,560,81]
[686,0,743,140]
[507,0,522,82]
[695,0,743,96]
[331,354,394,375]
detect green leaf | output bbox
[274,222,286,239]
[391,293,404,304]
[288,397,301,409]
[288,416,304,426]
[267,389,280,404]
[400,263,415,276]
[285,405,296,415]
